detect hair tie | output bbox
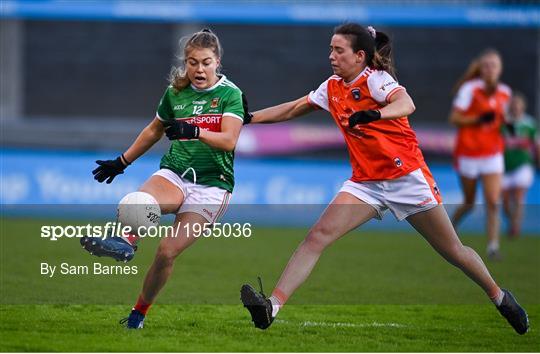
[367,26,376,39]
[201,28,212,33]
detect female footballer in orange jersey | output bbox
[450,49,511,260]
[240,24,528,335]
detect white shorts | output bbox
[153,169,231,223]
[339,167,443,221]
[503,164,535,189]
[456,153,504,179]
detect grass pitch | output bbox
[1,217,539,351]
[2,304,539,352]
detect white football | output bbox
[117,191,161,235]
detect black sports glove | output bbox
[242,93,253,125]
[348,110,381,128]
[92,156,129,184]
[505,122,516,136]
[164,120,200,140]
[476,112,495,124]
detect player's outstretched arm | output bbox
[251,95,315,124]
[123,117,166,163]
[378,90,416,120]
[92,117,165,184]
[349,90,416,127]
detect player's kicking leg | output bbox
[241,192,378,329]
[81,175,182,262]
[80,231,137,262]
[81,192,158,262]
[407,205,528,334]
[120,212,205,329]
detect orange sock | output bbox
[488,287,503,306]
[134,294,151,315]
[271,288,289,306]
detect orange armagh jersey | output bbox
[308,67,425,181]
[453,78,511,157]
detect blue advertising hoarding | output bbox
[1,1,539,27]
[2,149,539,233]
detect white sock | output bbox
[491,288,504,306]
[269,295,282,318]
[487,241,499,253]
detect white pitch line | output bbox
[274,319,406,328]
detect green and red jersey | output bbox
[156,76,244,192]
[502,115,538,172]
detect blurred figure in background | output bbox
[502,92,539,239]
[449,49,510,261]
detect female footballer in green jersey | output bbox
[502,92,539,238]
[82,29,247,329]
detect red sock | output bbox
[488,287,504,305]
[271,288,289,306]
[122,232,139,246]
[133,294,151,315]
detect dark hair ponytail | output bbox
[334,23,396,78]
[373,31,395,77]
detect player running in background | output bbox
[502,92,539,238]
[81,29,247,329]
[449,49,510,261]
[240,23,528,335]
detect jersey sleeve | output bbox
[367,71,405,104]
[308,80,330,112]
[156,86,175,122]
[530,117,538,141]
[453,82,474,112]
[223,89,245,123]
